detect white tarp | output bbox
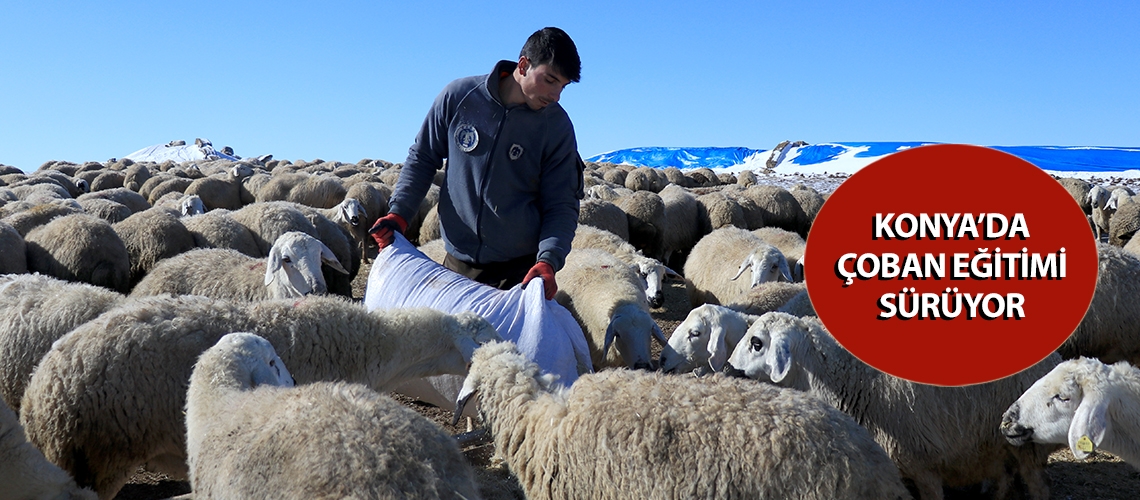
[123,138,240,163]
[363,233,592,410]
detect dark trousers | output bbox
[443,252,536,291]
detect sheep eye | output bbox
[687,330,701,340]
[282,256,292,263]
[1053,394,1070,403]
[750,337,763,351]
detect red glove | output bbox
[522,261,557,300]
[369,213,408,250]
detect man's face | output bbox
[518,58,570,110]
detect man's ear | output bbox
[517,56,530,75]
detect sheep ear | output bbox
[767,333,793,383]
[779,256,793,282]
[265,249,283,286]
[319,241,349,275]
[665,266,683,279]
[731,257,752,281]
[1069,391,1109,460]
[706,325,728,372]
[603,320,617,359]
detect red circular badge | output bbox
[806,144,1097,386]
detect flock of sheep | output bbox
[0,152,1139,499]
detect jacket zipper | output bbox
[474,107,510,263]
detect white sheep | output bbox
[181,208,262,257]
[578,197,630,241]
[1,198,83,236]
[76,197,132,224]
[724,281,806,316]
[684,226,792,307]
[1001,357,1140,468]
[23,213,132,293]
[112,206,198,285]
[0,274,125,415]
[573,225,679,308]
[752,225,806,280]
[76,187,151,215]
[615,189,666,260]
[554,247,665,370]
[657,183,704,267]
[185,332,481,499]
[659,304,758,375]
[19,294,498,499]
[725,312,1059,500]
[182,164,254,210]
[1060,243,1140,366]
[129,231,348,300]
[455,341,911,500]
[0,396,98,500]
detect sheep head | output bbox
[724,312,813,391]
[731,245,793,287]
[1001,357,1111,460]
[193,332,296,393]
[603,304,663,370]
[264,231,347,298]
[661,304,753,375]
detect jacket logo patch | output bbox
[509,144,524,160]
[456,124,479,153]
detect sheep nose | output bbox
[649,294,664,308]
[633,361,652,371]
[723,363,747,379]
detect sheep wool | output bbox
[459,341,911,500]
[0,397,97,500]
[186,333,480,499]
[727,312,1059,500]
[24,213,131,293]
[1061,243,1140,367]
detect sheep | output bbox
[725,312,1060,500]
[417,238,447,264]
[578,197,630,241]
[1001,357,1140,469]
[688,167,720,187]
[572,225,678,308]
[180,208,261,257]
[659,304,758,375]
[287,173,347,209]
[1060,243,1140,366]
[723,281,806,316]
[186,333,481,499]
[0,220,27,274]
[742,184,811,236]
[615,189,666,259]
[182,164,253,210]
[601,166,627,185]
[77,187,151,214]
[695,191,747,232]
[130,231,347,300]
[19,294,499,499]
[684,227,792,307]
[0,274,125,414]
[455,341,911,500]
[112,207,198,286]
[1090,186,1133,241]
[418,203,441,243]
[0,397,98,500]
[122,163,152,191]
[144,176,194,205]
[624,166,667,192]
[736,169,757,187]
[229,200,322,256]
[752,225,806,274]
[286,201,360,297]
[776,288,816,317]
[790,183,826,225]
[0,198,83,236]
[1110,197,1140,246]
[1057,177,1092,214]
[342,181,390,260]
[24,213,132,293]
[76,197,132,223]
[657,183,704,268]
[554,248,665,370]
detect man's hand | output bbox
[369,213,408,250]
[522,260,557,300]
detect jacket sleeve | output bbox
[387,83,456,222]
[535,118,583,271]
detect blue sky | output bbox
[1,1,1137,172]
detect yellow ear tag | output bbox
[1077,435,1095,454]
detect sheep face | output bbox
[210,332,297,389]
[1001,358,1107,460]
[724,312,808,390]
[660,304,746,375]
[732,246,792,288]
[604,305,665,370]
[180,195,205,216]
[1088,186,1109,210]
[264,231,348,298]
[634,258,667,308]
[338,198,366,227]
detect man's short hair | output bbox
[520,27,581,83]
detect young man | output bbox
[371,27,584,300]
